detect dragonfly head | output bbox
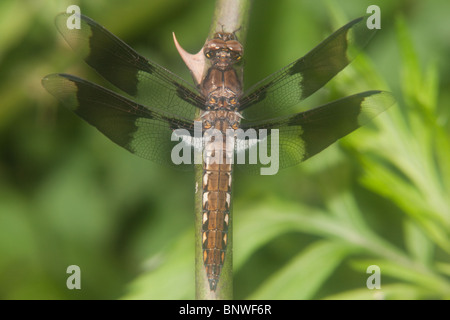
[204,32,243,69]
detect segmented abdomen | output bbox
[201,135,232,291]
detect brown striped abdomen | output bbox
[201,136,232,291]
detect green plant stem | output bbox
[194,0,251,300]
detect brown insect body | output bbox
[199,32,243,291]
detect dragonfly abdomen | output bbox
[201,130,233,291]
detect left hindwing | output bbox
[42,73,195,170]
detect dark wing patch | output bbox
[55,13,204,120]
[42,73,195,170]
[239,16,376,120]
[237,91,394,173]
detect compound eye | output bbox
[229,51,242,61]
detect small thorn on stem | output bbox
[173,32,207,87]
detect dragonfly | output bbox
[42,13,394,292]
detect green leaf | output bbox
[249,241,353,299]
[123,230,195,300]
[403,220,433,265]
[234,201,365,271]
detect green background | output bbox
[1,0,449,299]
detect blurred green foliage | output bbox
[1,0,450,299]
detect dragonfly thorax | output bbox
[205,94,239,110]
[201,109,241,131]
